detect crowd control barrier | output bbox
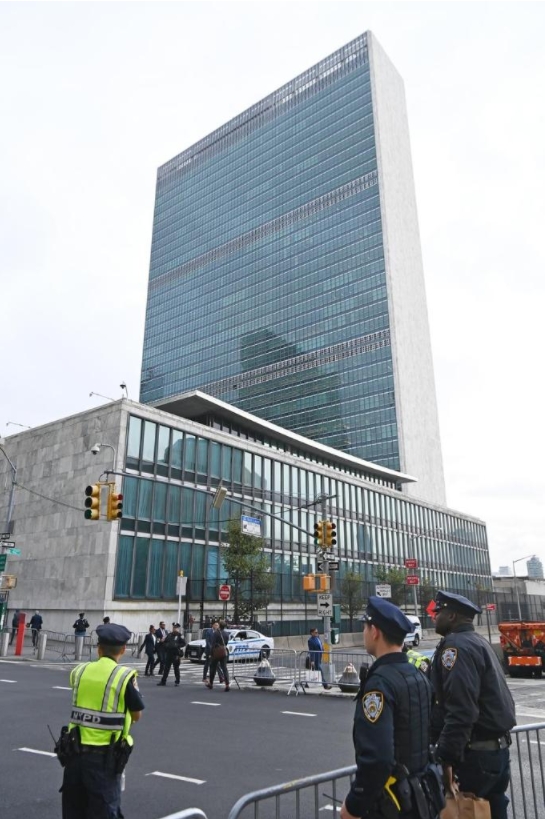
[296,649,371,693]
[509,722,545,818]
[230,648,298,692]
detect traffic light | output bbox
[84,484,101,520]
[320,574,331,591]
[303,574,316,591]
[313,520,324,547]
[107,487,123,521]
[332,604,341,625]
[330,628,340,645]
[324,520,337,548]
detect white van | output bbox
[403,615,423,647]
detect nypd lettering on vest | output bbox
[441,647,458,670]
[362,690,384,723]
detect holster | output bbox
[55,725,81,767]
[106,734,133,775]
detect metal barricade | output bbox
[61,633,92,660]
[509,722,545,818]
[231,648,299,693]
[156,810,209,819]
[38,630,69,659]
[227,764,355,819]
[297,650,371,693]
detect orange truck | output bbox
[499,622,545,678]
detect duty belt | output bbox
[468,735,510,751]
[80,745,110,754]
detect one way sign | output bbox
[317,593,333,617]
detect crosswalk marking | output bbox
[146,771,206,785]
[52,686,72,690]
[0,679,17,683]
[282,711,316,717]
[18,748,56,757]
[191,701,221,706]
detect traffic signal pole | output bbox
[320,495,334,685]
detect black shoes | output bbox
[156,682,166,686]
[174,681,180,686]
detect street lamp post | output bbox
[512,555,535,620]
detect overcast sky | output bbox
[1,1,544,574]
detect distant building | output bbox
[498,566,512,576]
[527,556,544,580]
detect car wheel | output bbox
[413,635,420,647]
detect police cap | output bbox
[96,623,132,646]
[172,622,181,628]
[433,590,481,617]
[360,596,415,641]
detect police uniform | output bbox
[156,623,185,686]
[430,591,516,819]
[61,624,145,819]
[404,649,430,673]
[345,598,441,819]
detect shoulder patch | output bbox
[441,647,458,670]
[362,690,384,723]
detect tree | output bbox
[340,570,366,631]
[374,567,407,607]
[222,519,275,624]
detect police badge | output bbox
[362,690,384,723]
[441,647,458,670]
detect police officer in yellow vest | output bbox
[60,623,144,818]
[403,645,431,674]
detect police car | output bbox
[403,615,423,647]
[185,629,275,663]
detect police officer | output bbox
[156,622,185,686]
[341,597,441,819]
[403,645,431,674]
[430,591,516,819]
[61,623,144,818]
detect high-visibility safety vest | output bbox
[406,649,430,671]
[68,657,136,746]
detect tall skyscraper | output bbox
[141,31,446,505]
[527,556,544,579]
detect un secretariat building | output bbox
[0,396,489,635]
[141,31,446,507]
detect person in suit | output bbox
[138,625,157,676]
[153,621,168,674]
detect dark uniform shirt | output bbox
[430,623,516,764]
[346,652,433,817]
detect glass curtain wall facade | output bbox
[141,33,401,469]
[115,414,490,606]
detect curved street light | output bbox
[513,554,535,621]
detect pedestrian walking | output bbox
[156,623,185,686]
[430,590,516,819]
[138,625,157,676]
[73,612,89,636]
[9,609,20,645]
[29,610,43,648]
[59,623,144,819]
[340,597,443,819]
[206,620,230,691]
[308,627,332,689]
[153,620,168,674]
[203,621,225,685]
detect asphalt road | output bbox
[1,655,544,819]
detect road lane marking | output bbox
[191,701,221,706]
[52,686,72,690]
[516,710,545,719]
[146,771,206,784]
[282,710,316,717]
[0,679,17,683]
[18,748,56,757]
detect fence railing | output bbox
[231,648,299,693]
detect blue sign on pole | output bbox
[241,515,262,537]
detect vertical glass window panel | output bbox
[206,547,219,597]
[291,466,299,500]
[243,452,252,487]
[210,442,221,478]
[182,488,194,527]
[122,477,138,518]
[179,542,192,577]
[209,503,220,535]
[192,543,205,589]
[170,430,183,476]
[185,435,196,474]
[115,536,134,597]
[163,542,178,597]
[232,448,243,485]
[282,464,290,499]
[137,480,153,519]
[254,455,263,489]
[132,537,149,597]
[221,446,232,482]
[126,417,142,461]
[142,421,157,466]
[153,482,167,522]
[197,437,208,475]
[167,484,181,525]
[147,539,164,597]
[157,425,170,466]
[273,460,281,498]
[195,491,206,538]
[263,458,271,492]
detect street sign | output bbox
[0,533,12,541]
[0,555,6,571]
[219,584,231,602]
[0,575,17,590]
[375,584,391,598]
[327,560,340,571]
[405,558,418,569]
[486,604,496,611]
[317,593,333,617]
[176,575,187,595]
[406,575,419,586]
[317,559,340,572]
[7,548,21,555]
[241,515,262,537]
[426,600,436,617]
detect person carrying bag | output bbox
[206,620,230,691]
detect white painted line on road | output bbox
[530,740,545,745]
[0,679,17,683]
[319,806,340,812]
[18,748,56,758]
[516,710,545,719]
[191,701,221,706]
[146,771,206,785]
[282,710,316,717]
[52,686,72,690]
